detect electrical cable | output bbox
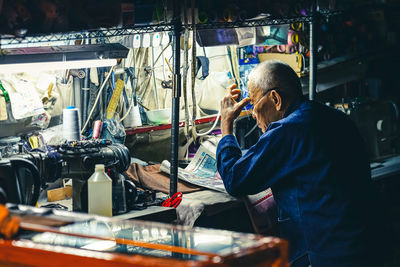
[137,43,172,104]
[244,123,258,139]
[118,51,137,123]
[119,43,171,123]
[190,0,198,139]
[195,109,221,137]
[151,46,160,109]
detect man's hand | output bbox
[220,84,250,137]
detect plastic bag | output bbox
[196,71,232,113]
[101,117,126,144]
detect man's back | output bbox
[217,100,391,266]
[277,100,388,266]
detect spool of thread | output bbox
[92,120,103,139]
[123,105,142,128]
[63,106,81,141]
[277,45,286,53]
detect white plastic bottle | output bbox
[88,164,112,217]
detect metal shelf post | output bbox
[170,0,182,196]
[309,2,317,100]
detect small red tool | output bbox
[162,192,182,208]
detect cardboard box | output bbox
[257,53,302,73]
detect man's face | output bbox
[247,80,280,133]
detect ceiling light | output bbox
[0,43,129,74]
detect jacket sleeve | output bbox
[217,123,288,197]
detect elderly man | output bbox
[217,60,390,266]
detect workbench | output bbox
[38,198,177,224]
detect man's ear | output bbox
[271,90,283,111]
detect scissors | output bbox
[162,192,182,208]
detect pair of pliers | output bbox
[162,192,182,208]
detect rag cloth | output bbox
[125,163,202,194]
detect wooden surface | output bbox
[47,187,72,202]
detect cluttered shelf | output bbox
[0,11,343,46]
[0,23,173,46]
[192,16,312,30]
[189,10,345,31]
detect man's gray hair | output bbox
[248,60,303,98]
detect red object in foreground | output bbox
[162,192,183,208]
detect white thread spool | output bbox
[63,106,81,141]
[123,104,142,128]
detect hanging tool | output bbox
[151,46,160,109]
[164,57,173,74]
[81,66,115,134]
[106,79,125,120]
[126,67,136,105]
[41,82,54,104]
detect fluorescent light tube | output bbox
[0,58,117,74]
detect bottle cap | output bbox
[95,164,105,172]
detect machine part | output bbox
[69,69,85,79]
[81,68,90,127]
[0,158,41,206]
[161,80,172,89]
[58,139,130,213]
[0,188,7,204]
[124,179,138,210]
[10,149,62,186]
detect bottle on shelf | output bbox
[88,164,112,217]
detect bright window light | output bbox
[0,58,117,74]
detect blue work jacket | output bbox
[217,100,389,266]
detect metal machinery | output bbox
[0,139,135,215]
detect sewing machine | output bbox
[0,139,137,215]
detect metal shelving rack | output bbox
[0,0,336,197]
[192,16,312,30]
[168,2,322,196]
[0,23,173,46]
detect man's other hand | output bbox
[220,84,250,136]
